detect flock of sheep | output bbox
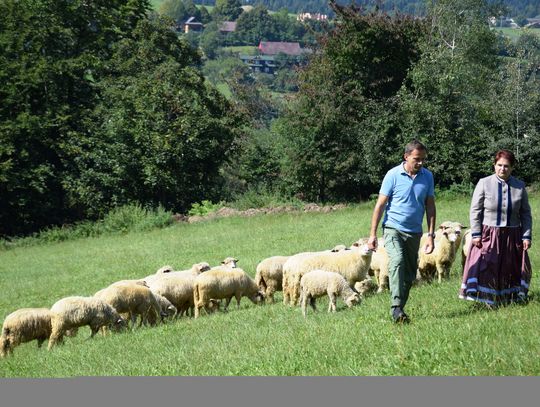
[0,220,469,358]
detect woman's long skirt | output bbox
[459,225,532,305]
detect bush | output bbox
[228,188,303,211]
[187,200,224,216]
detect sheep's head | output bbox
[345,293,361,308]
[351,241,373,257]
[221,257,239,268]
[110,316,127,332]
[193,262,211,274]
[156,265,174,274]
[331,244,349,252]
[439,224,458,243]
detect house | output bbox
[183,16,203,33]
[258,41,303,56]
[219,21,237,33]
[525,18,540,29]
[297,12,328,22]
[239,54,276,74]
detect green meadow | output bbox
[1,195,539,377]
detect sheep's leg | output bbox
[235,293,242,310]
[301,291,308,317]
[436,263,445,284]
[327,292,337,313]
[309,296,317,312]
[37,338,46,348]
[267,282,277,304]
[224,297,233,312]
[89,325,100,338]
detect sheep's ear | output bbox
[461,225,468,229]
[351,242,360,247]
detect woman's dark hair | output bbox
[494,149,516,167]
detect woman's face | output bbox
[494,157,513,180]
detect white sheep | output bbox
[142,262,210,285]
[255,255,290,303]
[284,240,373,306]
[439,221,467,254]
[94,283,163,328]
[193,268,264,318]
[282,250,328,306]
[368,241,390,293]
[418,223,459,283]
[300,270,361,317]
[0,308,75,357]
[147,274,198,318]
[461,229,472,271]
[48,296,125,350]
[211,257,239,270]
[354,278,378,297]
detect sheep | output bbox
[48,296,125,350]
[94,283,163,328]
[439,221,467,254]
[354,278,378,297]
[284,240,373,306]
[147,274,199,318]
[461,229,472,272]
[368,241,390,293]
[255,255,290,303]
[1,308,58,357]
[300,270,361,317]
[193,268,264,318]
[147,293,177,325]
[417,223,460,283]
[142,262,211,285]
[211,257,239,270]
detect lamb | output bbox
[193,268,264,318]
[282,250,330,305]
[255,255,290,303]
[417,223,459,283]
[284,240,373,306]
[48,296,125,350]
[300,270,361,317]
[1,308,78,357]
[94,283,163,328]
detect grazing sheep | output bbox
[48,296,125,350]
[147,274,198,318]
[284,240,373,306]
[300,270,360,317]
[94,283,162,328]
[1,308,53,357]
[418,223,459,283]
[255,255,290,303]
[193,268,264,318]
[354,278,378,297]
[147,293,177,325]
[142,262,210,285]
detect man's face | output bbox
[404,148,427,174]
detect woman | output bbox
[460,149,532,306]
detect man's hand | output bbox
[424,236,434,254]
[368,236,378,252]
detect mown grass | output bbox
[0,195,539,377]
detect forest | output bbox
[1,0,539,238]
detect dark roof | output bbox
[258,41,303,56]
[219,21,237,32]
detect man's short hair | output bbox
[404,139,427,155]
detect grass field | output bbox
[492,27,540,41]
[1,195,539,377]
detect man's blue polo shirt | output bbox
[380,163,434,234]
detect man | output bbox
[367,140,436,323]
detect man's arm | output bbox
[368,194,389,251]
[424,195,436,254]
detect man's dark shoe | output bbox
[392,307,410,324]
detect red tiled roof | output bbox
[258,41,303,56]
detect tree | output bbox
[234,4,278,44]
[274,2,427,201]
[0,0,151,236]
[397,0,501,187]
[212,0,243,21]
